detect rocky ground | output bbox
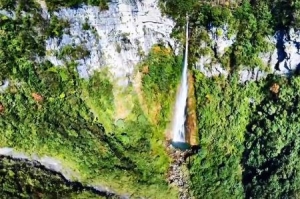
[167,143,193,199]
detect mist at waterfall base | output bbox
[171,20,190,151]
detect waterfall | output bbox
[171,18,189,144]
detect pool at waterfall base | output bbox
[171,141,191,150]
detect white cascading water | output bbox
[172,18,189,143]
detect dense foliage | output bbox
[190,72,300,198]
[160,1,300,197]
[162,0,300,70]
[0,1,180,198]
[243,76,300,198]
[0,157,102,198]
[140,45,182,126]
[190,72,263,198]
[6,0,300,198]
[45,0,109,11]
[188,1,273,70]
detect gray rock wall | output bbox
[194,25,300,82]
[42,0,176,86]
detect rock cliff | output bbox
[42,0,176,86]
[194,25,300,82]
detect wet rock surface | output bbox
[167,144,192,199]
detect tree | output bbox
[243,75,300,198]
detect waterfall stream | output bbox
[171,18,189,146]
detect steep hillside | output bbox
[161,0,300,198]
[4,0,300,199]
[0,0,183,198]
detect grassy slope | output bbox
[0,1,183,198]
[0,43,179,199]
[81,46,182,197]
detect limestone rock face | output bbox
[195,57,228,77]
[273,29,300,74]
[0,80,9,93]
[238,68,267,83]
[209,25,236,57]
[194,25,233,78]
[194,26,300,81]
[43,0,176,86]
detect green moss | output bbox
[82,19,91,30]
[58,45,90,60]
[82,69,115,132]
[45,0,109,11]
[46,15,70,38]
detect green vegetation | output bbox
[243,76,300,198]
[46,15,70,38]
[0,1,181,198]
[82,18,91,30]
[45,0,109,11]
[0,157,103,198]
[0,1,45,80]
[57,44,90,60]
[160,1,300,197]
[190,72,264,198]
[190,72,300,198]
[189,1,273,70]
[82,70,114,132]
[140,45,182,126]
[80,45,182,197]
[162,0,300,71]
[6,0,300,198]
